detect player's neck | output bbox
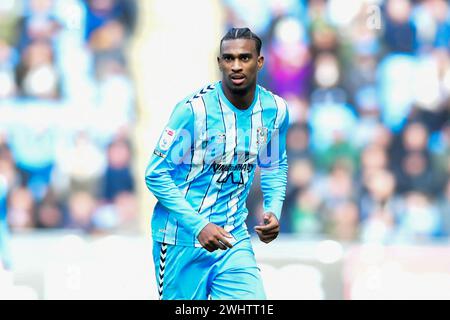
[222,83,256,110]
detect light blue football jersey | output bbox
[145,81,289,246]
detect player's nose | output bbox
[231,60,242,72]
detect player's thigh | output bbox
[153,241,210,300]
[209,239,266,300]
[210,266,266,300]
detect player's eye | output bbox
[241,56,250,62]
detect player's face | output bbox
[218,39,264,94]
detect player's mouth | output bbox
[230,74,246,86]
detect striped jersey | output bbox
[145,81,289,246]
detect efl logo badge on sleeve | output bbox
[159,127,176,151]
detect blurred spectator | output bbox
[377,53,417,132]
[284,94,309,125]
[286,123,311,160]
[14,0,62,98]
[350,86,381,148]
[438,178,450,237]
[359,169,402,224]
[66,190,96,231]
[308,88,358,154]
[395,192,442,242]
[17,0,61,48]
[344,53,378,106]
[16,40,60,99]
[35,189,63,229]
[372,123,394,150]
[0,40,18,99]
[432,122,450,178]
[313,53,341,90]
[266,16,313,98]
[92,191,138,232]
[358,144,389,194]
[359,169,398,245]
[0,136,19,191]
[84,0,137,81]
[315,136,359,174]
[391,121,441,194]
[383,0,417,54]
[36,200,63,229]
[430,0,450,49]
[0,0,22,45]
[360,206,396,243]
[291,186,322,237]
[9,123,56,202]
[101,137,134,202]
[285,158,316,233]
[308,0,339,54]
[53,131,105,199]
[7,187,35,231]
[328,200,359,242]
[84,0,137,43]
[0,165,11,269]
[315,163,356,217]
[409,49,450,126]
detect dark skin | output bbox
[197,38,280,252]
[218,38,264,109]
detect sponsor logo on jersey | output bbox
[216,133,226,143]
[213,162,255,185]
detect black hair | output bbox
[220,27,262,55]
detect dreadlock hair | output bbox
[220,27,262,55]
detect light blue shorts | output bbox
[152,237,266,300]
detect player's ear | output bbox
[257,55,264,70]
[217,56,222,71]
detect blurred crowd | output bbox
[0,0,138,260]
[1,0,450,271]
[227,0,450,244]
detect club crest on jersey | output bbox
[256,127,268,147]
[216,133,226,143]
[159,127,176,151]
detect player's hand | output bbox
[197,223,234,252]
[254,212,279,244]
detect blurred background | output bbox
[0,0,450,300]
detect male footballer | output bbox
[145,27,289,300]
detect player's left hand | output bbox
[254,212,279,244]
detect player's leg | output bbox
[152,241,211,300]
[209,238,266,300]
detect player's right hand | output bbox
[197,223,234,252]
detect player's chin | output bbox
[227,81,251,93]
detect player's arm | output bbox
[145,102,210,239]
[145,102,234,250]
[255,104,289,243]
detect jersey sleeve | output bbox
[258,103,289,221]
[145,102,210,238]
